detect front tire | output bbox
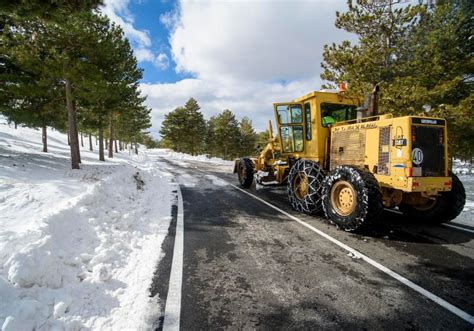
[322,166,383,232]
[399,172,466,224]
[287,159,325,214]
[238,158,254,188]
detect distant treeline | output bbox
[159,98,268,160]
[0,1,152,169]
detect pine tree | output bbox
[321,0,473,158]
[160,107,188,152]
[208,110,241,160]
[321,0,422,95]
[182,98,206,155]
[239,117,257,157]
[256,130,270,150]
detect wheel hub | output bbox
[330,181,356,216]
[293,172,308,200]
[412,198,437,211]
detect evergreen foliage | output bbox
[239,117,257,157]
[321,0,473,158]
[160,99,259,160]
[0,5,151,168]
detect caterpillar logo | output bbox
[412,118,445,126]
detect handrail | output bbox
[332,113,393,126]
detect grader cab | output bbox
[234,88,466,231]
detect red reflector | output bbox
[405,167,413,177]
[444,181,452,186]
[413,181,420,187]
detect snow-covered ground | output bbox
[0,122,175,330]
[454,175,474,226]
[154,149,234,167]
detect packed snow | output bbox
[0,121,175,330]
[154,149,234,166]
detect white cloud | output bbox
[101,0,169,71]
[142,0,355,137]
[101,0,151,48]
[159,10,179,30]
[134,49,169,70]
[134,48,155,62]
[154,53,169,70]
[169,0,352,81]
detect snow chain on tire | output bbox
[322,166,383,232]
[287,159,326,215]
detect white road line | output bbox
[163,184,184,331]
[443,223,474,234]
[230,184,474,325]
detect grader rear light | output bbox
[405,167,413,177]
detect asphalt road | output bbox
[152,158,474,330]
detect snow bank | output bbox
[0,121,174,330]
[453,159,474,176]
[150,149,234,166]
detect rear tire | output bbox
[399,172,466,224]
[287,159,325,214]
[238,158,254,188]
[322,166,383,232]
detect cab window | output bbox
[281,126,304,153]
[321,103,357,127]
[304,102,311,140]
[277,104,302,124]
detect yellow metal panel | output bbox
[365,129,379,172]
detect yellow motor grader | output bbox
[234,87,466,231]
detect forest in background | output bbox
[158,98,268,160]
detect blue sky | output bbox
[123,0,190,84]
[102,0,357,137]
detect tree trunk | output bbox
[119,141,123,151]
[14,122,17,129]
[114,140,118,153]
[95,136,98,146]
[80,132,84,147]
[135,142,138,155]
[65,79,80,169]
[98,124,105,161]
[67,129,70,145]
[74,106,81,163]
[89,133,93,151]
[42,124,47,153]
[108,117,114,158]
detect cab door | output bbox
[274,103,305,154]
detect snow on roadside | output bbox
[151,149,234,166]
[0,122,174,330]
[454,175,474,227]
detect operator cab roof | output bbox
[293,90,347,103]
